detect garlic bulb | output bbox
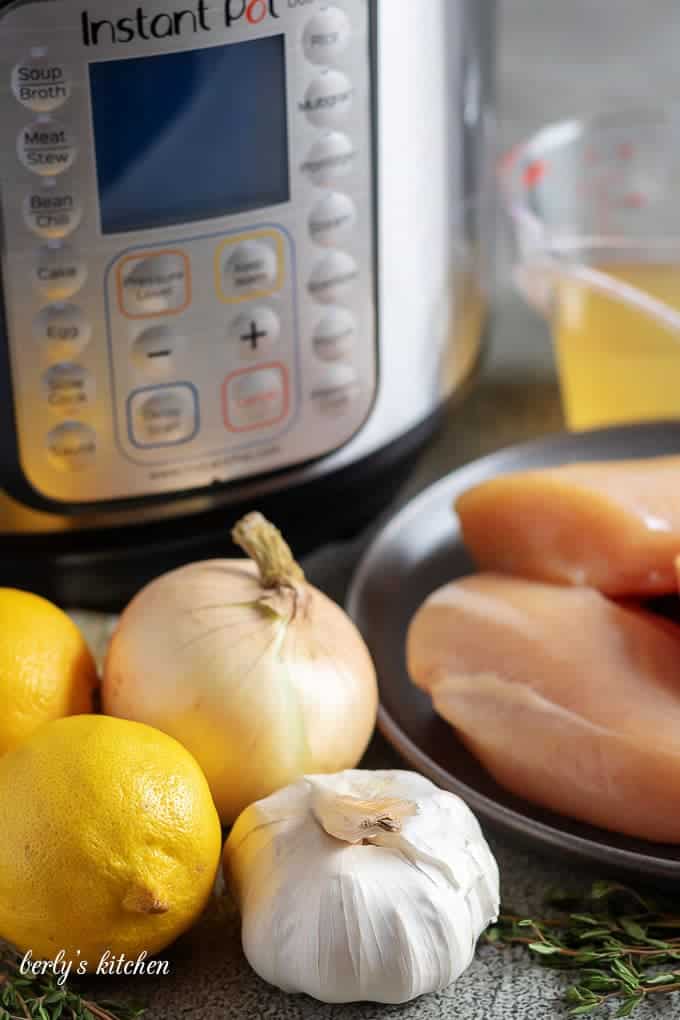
[224,769,500,1004]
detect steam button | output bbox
[309,192,357,246]
[301,70,353,127]
[47,422,96,471]
[313,308,357,362]
[12,55,71,113]
[303,8,352,65]
[308,251,359,303]
[18,119,76,177]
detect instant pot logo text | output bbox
[81,1,280,46]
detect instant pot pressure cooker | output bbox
[0,0,496,608]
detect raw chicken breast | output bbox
[456,455,680,596]
[407,573,680,843]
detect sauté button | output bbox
[33,244,87,300]
[229,307,281,360]
[119,251,190,318]
[132,326,184,378]
[301,132,356,186]
[128,384,198,447]
[223,365,289,432]
[301,70,353,127]
[313,308,357,361]
[34,304,91,359]
[12,55,71,113]
[47,422,96,471]
[302,7,352,64]
[18,119,76,177]
[309,192,357,246]
[308,251,359,303]
[222,240,280,301]
[43,363,94,417]
[23,185,82,239]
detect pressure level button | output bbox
[12,56,71,113]
[18,120,77,177]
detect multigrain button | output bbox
[223,365,289,431]
[313,308,357,361]
[18,119,76,176]
[300,70,353,127]
[301,132,355,186]
[118,251,190,318]
[308,251,359,303]
[12,55,71,112]
[24,184,82,239]
[132,326,183,378]
[34,304,91,359]
[33,244,87,300]
[229,307,281,359]
[222,240,280,301]
[309,192,357,246]
[43,363,94,417]
[47,422,96,471]
[302,7,352,64]
[128,384,198,447]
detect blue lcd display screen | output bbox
[89,36,290,234]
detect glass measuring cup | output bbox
[500,108,680,430]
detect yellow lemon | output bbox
[0,715,222,968]
[0,588,98,755]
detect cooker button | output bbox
[132,326,184,379]
[129,384,198,448]
[18,119,76,177]
[312,363,361,416]
[47,422,96,471]
[43,363,94,417]
[33,243,87,300]
[34,304,91,359]
[302,7,352,65]
[301,132,356,186]
[118,251,190,318]
[12,54,71,112]
[309,192,357,246]
[313,308,357,362]
[223,365,289,432]
[301,70,353,127]
[308,251,359,304]
[24,184,82,239]
[229,307,281,360]
[222,241,280,301]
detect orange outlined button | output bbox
[117,249,191,319]
[214,230,284,304]
[223,363,289,433]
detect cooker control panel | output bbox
[0,0,376,505]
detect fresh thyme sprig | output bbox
[485,881,680,1017]
[0,947,145,1020]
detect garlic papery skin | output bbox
[224,770,500,1005]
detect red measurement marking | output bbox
[523,159,547,188]
[617,141,635,161]
[621,191,645,208]
[585,147,599,165]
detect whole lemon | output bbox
[0,588,97,755]
[0,715,222,968]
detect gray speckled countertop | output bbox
[75,3,680,1017]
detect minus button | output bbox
[132,326,182,378]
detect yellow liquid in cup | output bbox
[553,263,680,430]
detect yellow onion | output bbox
[103,514,378,824]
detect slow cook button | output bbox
[309,192,357,246]
[33,244,87,300]
[24,185,83,239]
[222,241,280,301]
[34,304,91,359]
[43,363,94,417]
[223,365,289,432]
[308,251,359,303]
[302,7,352,65]
[229,307,281,359]
[129,385,198,448]
[12,55,71,113]
[300,70,353,127]
[47,422,96,471]
[118,251,190,318]
[301,132,356,186]
[18,119,76,177]
[313,308,357,361]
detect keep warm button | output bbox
[223,364,289,433]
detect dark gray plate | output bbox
[347,422,680,885]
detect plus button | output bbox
[240,320,268,351]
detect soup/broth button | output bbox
[12,54,71,113]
